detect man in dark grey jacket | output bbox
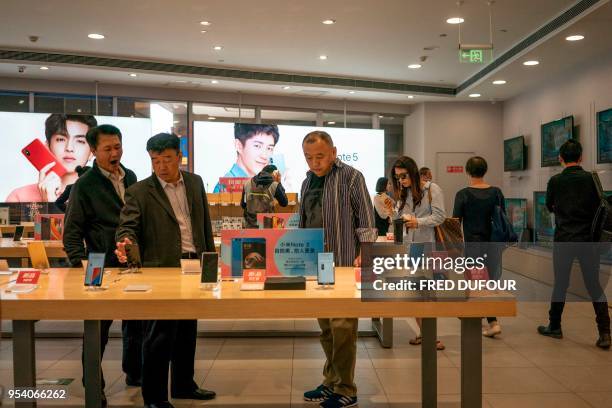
[63,124,142,406]
[115,133,216,408]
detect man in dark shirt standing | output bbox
[300,131,377,408]
[63,124,142,406]
[538,140,610,349]
[240,164,289,228]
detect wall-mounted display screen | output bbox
[541,116,574,167]
[504,135,527,171]
[193,122,385,194]
[505,198,527,231]
[0,112,152,202]
[533,191,554,247]
[597,108,612,164]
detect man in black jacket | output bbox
[115,133,216,408]
[538,140,611,349]
[63,124,142,406]
[240,164,289,228]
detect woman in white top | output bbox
[391,156,447,349]
[373,177,394,236]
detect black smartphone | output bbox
[201,252,218,284]
[125,242,142,268]
[13,225,25,241]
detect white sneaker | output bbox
[483,322,502,338]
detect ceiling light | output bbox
[322,19,336,25]
[348,90,355,94]
[128,73,137,77]
[76,108,82,113]
[200,21,211,26]
[18,99,25,104]
[213,45,223,51]
[492,80,507,85]
[378,115,384,119]
[565,35,584,41]
[319,55,328,60]
[469,93,481,98]
[407,95,414,99]
[327,121,336,125]
[523,60,539,66]
[39,66,49,70]
[200,30,207,34]
[282,86,291,90]
[446,17,464,24]
[88,33,105,39]
[211,80,219,84]
[408,64,422,69]
[208,116,216,120]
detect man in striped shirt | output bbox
[300,131,377,408]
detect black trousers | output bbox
[81,320,143,389]
[141,319,198,404]
[549,244,610,334]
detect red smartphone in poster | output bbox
[21,139,67,178]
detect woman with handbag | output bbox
[453,156,505,337]
[391,156,447,350]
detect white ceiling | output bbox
[0,0,610,104]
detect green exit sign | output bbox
[459,49,492,64]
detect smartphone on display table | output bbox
[21,139,67,178]
[317,252,335,285]
[85,252,105,287]
[201,252,219,284]
[13,225,25,241]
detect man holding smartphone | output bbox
[299,131,377,408]
[63,124,141,406]
[115,133,216,408]
[240,164,289,228]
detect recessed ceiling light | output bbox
[565,35,584,41]
[173,80,187,83]
[209,116,216,120]
[322,19,336,25]
[319,55,328,60]
[39,66,49,70]
[407,95,415,99]
[446,17,464,24]
[213,45,223,51]
[88,33,105,39]
[523,60,539,66]
[469,93,481,98]
[282,86,291,90]
[348,90,355,94]
[200,30,207,34]
[378,115,384,119]
[200,21,211,26]
[18,99,25,104]
[327,121,336,125]
[408,64,422,69]
[492,80,507,85]
[211,79,219,84]
[128,73,137,77]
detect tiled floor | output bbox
[1,302,611,407]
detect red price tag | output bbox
[243,270,266,283]
[16,270,41,285]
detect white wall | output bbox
[403,103,425,165]
[502,53,612,227]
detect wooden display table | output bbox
[0,238,66,267]
[0,268,516,408]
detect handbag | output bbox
[427,185,464,256]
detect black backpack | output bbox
[591,171,612,242]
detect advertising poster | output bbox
[256,213,300,229]
[193,122,384,194]
[220,228,324,278]
[504,198,527,232]
[533,191,554,247]
[0,111,152,202]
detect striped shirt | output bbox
[299,159,377,266]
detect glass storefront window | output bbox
[34,93,112,115]
[0,91,29,112]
